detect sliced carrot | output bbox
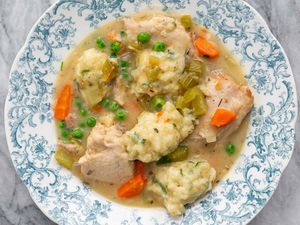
[92,105,102,113]
[117,175,147,198]
[131,101,143,113]
[215,80,222,90]
[134,161,145,177]
[194,37,220,59]
[106,32,118,41]
[54,84,72,120]
[211,108,236,127]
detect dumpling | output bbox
[75,48,117,107]
[146,159,216,216]
[130,49,185,96]
[122,102,195,162]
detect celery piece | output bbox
[146,66,161,82]
[178,73,198,89]
[168,146,189,162]
[180,15,192,30]
[192,90,208,116]
[55,148,75,170]
[188,60,203,77]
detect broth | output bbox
[54,11,250,208]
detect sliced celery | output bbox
[80,84,105,107]
[178,73,198,89]
[148,55,160,66]
[180,15,192,31]
[192,91,208,116]
[146,66,161,82]
[183,86,201,103]
[156,146,188,165]
[188,60,203,77]
[55,148,75,170]
[168,146,189,162]
[176,96,188,109]
[101,59,116,82]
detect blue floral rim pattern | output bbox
[4,0,297,224]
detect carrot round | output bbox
[194,37,220,59]
[211,108,236,127]
[92,105,102,113]
[54,84,72,120]
[134,161,145,177]
[117,175,146,198]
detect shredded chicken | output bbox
[78,118,134,184]
[192,70,254,143]
[65,112,77,128]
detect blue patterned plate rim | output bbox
[4,0,298,224]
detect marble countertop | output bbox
[0,0,299,224]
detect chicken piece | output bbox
[146,159,216,216]
[79,150,134,184]
[78,118,134,184]
[64,112,77,128]
[192,71,254,143]
[86,119,124,155]
[123,15,191,54]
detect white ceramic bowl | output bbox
[5,0,297,224]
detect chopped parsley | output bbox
[180,168,184,176]
[152,177,167,194]
[81,69,90,74]
[193,162,200,167]
[132,132,146,145]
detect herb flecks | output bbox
[81,69,90,74]
[152,177,167,194]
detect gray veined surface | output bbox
[0,0,299,224]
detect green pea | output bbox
[119,60,129,68]
[87,117,97,127]
[115,109,128,121]
[71,128,84,139]
[122,71,129,79]
[109,100,120,112]
[61,129,69,138]
[151,97,165,109]
[153,42,166,52]
[101,99,111,109]
[96,37,106,49]
[226,143,236,155]
[137,32,151,44]
[74,97,82,108]
[79,108,87,116]
[110,41,122,53]
[58,121,66,129]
